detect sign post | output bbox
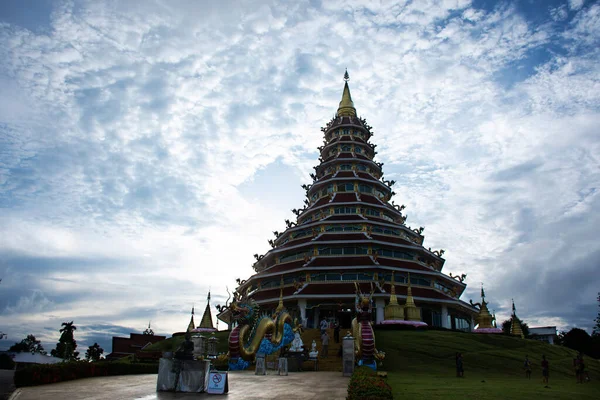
[207,371,228,394]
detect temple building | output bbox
[174,293,216,336]
[218,73,477,331]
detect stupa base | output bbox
[474,328,503,334]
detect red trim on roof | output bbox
[375,257,432,271]
[360,195,384,205]
[331,193,357,202]
[335,171,355,178]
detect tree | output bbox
[8,334,46,354]
[559,327,592,356]
[501,318,530,337]
[85,342,104,362]
[593,292,600,337]
[50,321,79,360]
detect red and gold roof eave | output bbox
[247,282,476,314]
[243,255,463,296]
[272,214,425,251]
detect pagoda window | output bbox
[334,206,357,214]
[382,213,394,222]
[342,273,358,281]
[326,273,341,281]
[355,146,363,154]
[343,129,350,135]
[359,184,373,194]
[311,193,318,202]
[340,164,352,170]
[411,276,431,286]
[375,189,386,199]
[356,164,367,171]
[435,282,452,294]
[357,272,373,281]
[280,251,311,263]
[342,144,352,151]
[336,183,354,192]
[365,208,380,217]
[311,273,326,281]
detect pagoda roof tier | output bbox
[333,171,357,178]
[322,215,366,221]
[316,157,381,174]
[331,193,358,202]
[251,286,299,302]
[359,194,386,205]
[321,137,369,152]
[307,255,378,267]
[370,234,415,246]
[322,116,371,135]
[312,232,370,241]
[249,282,472,309]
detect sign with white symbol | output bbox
[207,372,228,394]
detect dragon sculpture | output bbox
[351,282,384,370]
[226,290,294,370]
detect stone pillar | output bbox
[375,298,385,324]
[343,333,355,377]
[314,307,320,329]
[298,299,307,327]
[441,305,450,329]
[470,316,475,332]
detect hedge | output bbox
[14,361,158,387]
[347,366,393,400]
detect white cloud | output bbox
[0,0,599,351]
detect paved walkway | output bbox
[11,371,349,400]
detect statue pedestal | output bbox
[157,358,210,393]
[278,357,288,376]
[255,354,266,375]
[343,335,355,377]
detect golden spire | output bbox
[275,275,285,314]
[475,284,494,329]
[337,69,356,117]
[389,272,399,305]
[510,299,524,338]
[404,272,422,321]
[199,291,215,330]
[384,271,404,320]
[186,305,195,332]
[405,273,416,307]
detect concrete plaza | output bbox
[11,371,349,400]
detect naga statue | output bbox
[351,282,383,370]
[227,290,294,370]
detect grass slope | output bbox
[376,330,600,399]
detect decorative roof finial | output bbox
[512,298,516,313]
[481,283,485,300]
[337,70,356,117]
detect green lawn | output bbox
[375,330,600,399]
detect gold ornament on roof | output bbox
[337,71,357,117]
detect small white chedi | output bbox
[309,340,319,358]
[289,331,304,352]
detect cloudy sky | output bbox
[0,0,599,354]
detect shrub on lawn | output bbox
[0,353,15,370]
[347,366,393,400]
[14,360,158,387]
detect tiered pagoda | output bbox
[471,285,502,333]
[218,73,477,330]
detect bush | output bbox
[14,360,158,387]
[347,366,393,400]
[0,354,15,370]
